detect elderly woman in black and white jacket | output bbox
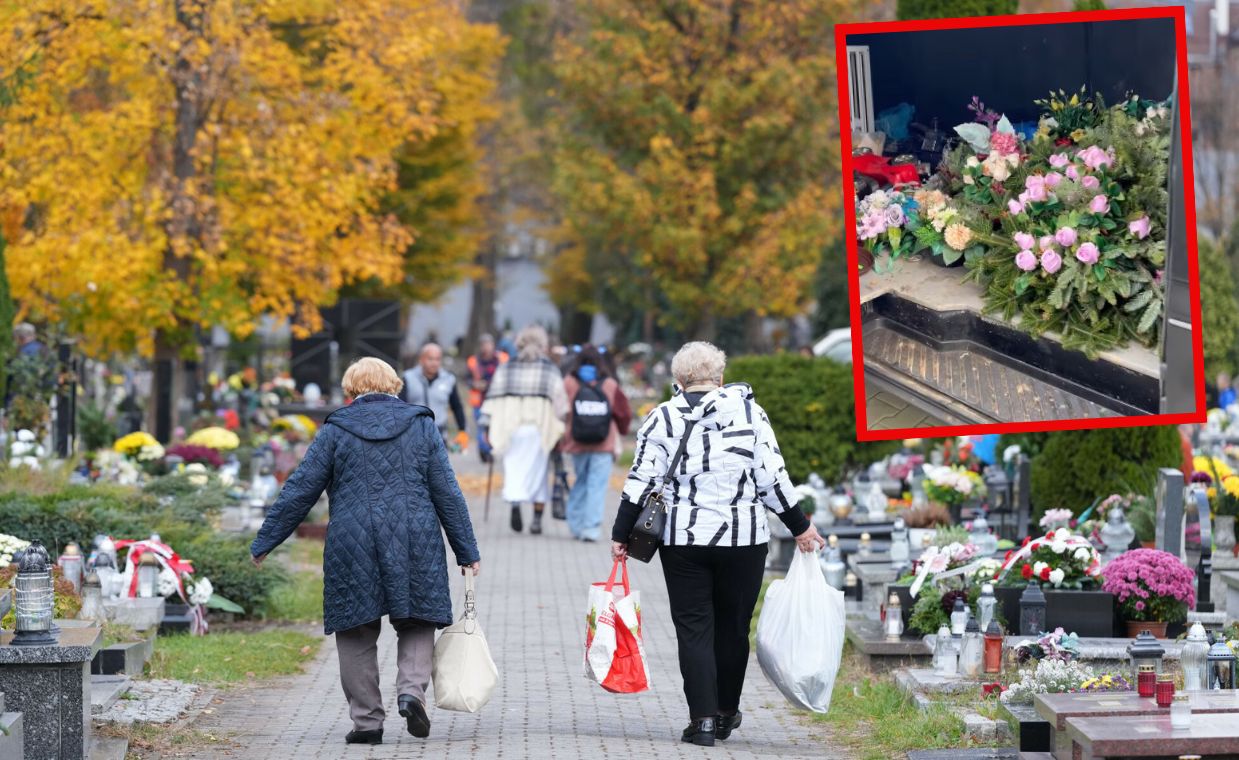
[610,341,824,747]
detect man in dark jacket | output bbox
[251,357,480,746]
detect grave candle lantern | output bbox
[889,517,910,573]
[858,532,872,558]
[1170,694,1192,729]
[1137,665,1157,698]
[58,542,84,594]
[960,612,984,678]
[1128,629,1166,688]
[11,540,58,646]
[137,552,161,598]
[977,583,997,632]
[968,513,998,556]
[822,536,846,590]
[933,625,957,677]
[1181,623,1211,692]
[983,620,1003,674]
[1155,672,1175,707]
[1018,581,1047,636]
[884,592,903,641]
[78,570,104,623]
[1207,638,1236,690]
[950,597,968,636]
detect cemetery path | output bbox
[189,453,851,760]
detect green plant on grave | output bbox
[908,584,949,635]
[725,356,900,483]
[1029,426,1182,526]
[1126,493,1157,544]
[77,402,118,454]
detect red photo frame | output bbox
[834,6,1205,442]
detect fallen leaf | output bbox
[300,646,312,655]
[245,671,256,678]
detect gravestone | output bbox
[1035,690,1239,760]
[1066,711,1239,759]
[101,598,165,633]
[1154,467,1185,558]
[1186,486,1214,612]
[0,624,102,760]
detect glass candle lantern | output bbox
[950,597,968,636]
[983,619,1003,675]
[1170,694,1192,729]
[933,625,957,677]
[1182,623,1211,692]
[858,533,872,558]
[58,542,84,594]
[977,583,997,632]
[1018,581,1047,636]
[960,613,984,679]
[1207,639,1237,690]
[12,540,57,646]
[968,513,998,556]
[884,592,903,641]
[137,553,161,598]
[78,571,104,623]
[822,537,846,590]
[889,517,910,572]
[1128,629,1167,686]
[1137,665,1157,698]
[1155,673,1175,708]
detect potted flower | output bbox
[1198,456,1239,553]
[923,464,987,523]
[1101,548,1195,638]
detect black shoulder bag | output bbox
[626,420,697,563]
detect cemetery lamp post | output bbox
[11,540,58,646]
[1207,638,1236,690]
[58,541,84,594]
[1018,581,1047,636]
[137,553,161,598]
[1128,629,1167,691]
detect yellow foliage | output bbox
[0,0,499,355]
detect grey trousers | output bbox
[335,617,435,731]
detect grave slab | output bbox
[1210,555,1238,612]
[1036,690,1239,760]
[101,599,165,633]
[907,750,1019,760]
[894,667,979,696]
[0,624,102,760]
[1067,711,1239,759]
[1220,570,1239,616]
[89,675,130,715]
[844,618,932,672]
[1001,702,1051,754]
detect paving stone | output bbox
[95,679,199,725]
[187,453,853,759]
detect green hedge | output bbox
[726,355,900,483]
[1029,426,1183,523]
[1199,236,1239,380]
[895,0,1018,20]
[0,484,284,617]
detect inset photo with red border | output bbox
[834,7,1204,442]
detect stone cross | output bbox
[1155,467,1185,559]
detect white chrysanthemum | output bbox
[189,577,214,606]
[16,429,34,443]
[1048,568,1066,586]
[157,567,180,598]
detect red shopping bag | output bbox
[584,559,650,694]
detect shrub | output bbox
[896,0,1018,20]
[726,355,900,483]
[1029,426,1183,524]
[1199,236,1239,380]
[180,534,286,618]
[78,402,118,453]
[997,431,1052,462]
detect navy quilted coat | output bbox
[251,395,480,635]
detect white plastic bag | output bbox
[432,570,499,713]
[756,549,845,713]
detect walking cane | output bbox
[483,456,494,522]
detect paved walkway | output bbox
[192,454,848,759]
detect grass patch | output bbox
[147,629,321,685]
[101,623,145,648]
[816,642,1002,759]
[96,720,234,759]
[260,539,324,623]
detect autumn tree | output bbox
[546,0,848,341]
[0,0,499,435]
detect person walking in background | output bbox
[610,341,824,747]
[562,345,632,542]
[403,342,469,452]
[479,325,568,535]
[466,334,509,464]
[250,357,480,746]
[1218,371,1236,410]
[13,323,46,358]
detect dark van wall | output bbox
[847,18,1176,127]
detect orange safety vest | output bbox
[467,350,509,409]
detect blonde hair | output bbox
[341,357,403,398]
[671,341,727,388]
[515,324,550,361]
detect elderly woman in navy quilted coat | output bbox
[251,357,480,746]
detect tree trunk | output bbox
[466,241,498,354]
[692,311,718,342]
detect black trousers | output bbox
[659,543,768,719]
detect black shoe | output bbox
[398,694,431,738]
[715,711,742,740]
[681,717,716,747]
[530,513,543,535]
[344,728,383,745]
[510,505,523,533]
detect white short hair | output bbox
[515,325,549,361]
[671,341,727,388]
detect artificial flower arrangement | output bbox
[1100,548,1195,625]
[1039,508,1075,532]
[922,464,986,507]
[1013,627,1081,664]
[271,414,318,442]
[1193,455,1239,518]
[935,437,985,472]
[186,426,241,451]
[998,528,1103,589]
[0,533,30,568]
[899,541,1005,634]
[855,189,919,269]
[8,429,46,470]
[960,91,1171,358]
[115,537,243,635]
[1001,658,1098,705]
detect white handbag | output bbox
[432,570,498,713]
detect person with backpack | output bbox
[562,345,633,542]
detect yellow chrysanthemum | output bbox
[113,431,159,456]
[186,426,241,451]
[1195,456,1234,481]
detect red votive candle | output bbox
[1137,665,1157,698]
[1155,674,1175,708]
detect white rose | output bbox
[1033,561,1048,575]
[1048,568,1065,586]
[16,430,34,442]
[1051,540,1067,554]
[1074,547,1092,562]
